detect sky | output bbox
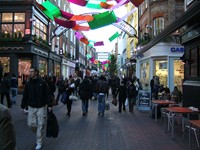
[69,2,127,52]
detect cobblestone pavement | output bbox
[8,93,199,150]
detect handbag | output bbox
[112,98,118,106]
[125,98,129,106]
[69,95,79,101]
[61,92,67,104]
[46,110,59,138]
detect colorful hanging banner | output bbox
[60,10,74,20]
[86,2,102,9]
[129,0,144,7]
[54,17,76,28]
[72,24,90,31]
[113,20,137,37]
[67,0,88,6]
[109,32,120,42]
[70,15,94,22]
[80,37,89,45]
[75,32,84,39]
[88,11,117,30]
[41,1,61,20]
[94,41,104,46]
[100,2,113,9]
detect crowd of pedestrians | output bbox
[0,66,145,150]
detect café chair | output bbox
[182,125,200,148]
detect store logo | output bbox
[170,47,184,52]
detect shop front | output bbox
[49,52,62,77]
[137,43,184,92]
[61,58,68,78]
[66,60,75,78]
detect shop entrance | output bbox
[18,59,31,91]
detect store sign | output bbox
[170,47,184,52]
[0,46,24,50]
[137,90,151,111]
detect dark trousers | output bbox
[66,100,73,115]
[1,93,11,108]
[118,98,126,111]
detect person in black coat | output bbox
[0,73,11,108]
[116,81,127,112]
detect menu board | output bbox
[137,90,151,111]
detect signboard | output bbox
[137,90,151,111]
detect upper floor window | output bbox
[0,13,25,38]
[33,17,47,41]
[153,17,164,37]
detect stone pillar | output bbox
[10,53,18,78]
[32,55,39,68]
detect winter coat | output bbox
[116,85,127,101]
[21,77,52,109]
[0,104,16,150]
[10,77,18,88]
[79,78,92,100]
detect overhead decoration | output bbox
[109,32,120,41]
[70,15,94,22]
[88,40,96,47]
[60,10,74,19]
[80,37,89,45]
[72,24,90,31]
[94,41,104,46]
[88,11,117,30]
[113,20,137,37]
[67,0,88,6]
[41,1,61,20]
[54,17,76,28]
[129,0,144,7]
[109,0,127,11]
[86,2,102,9]
[100,2,114,9]
[75,32,84,40]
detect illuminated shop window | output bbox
[154,60,168,86]
[39,60,47,77]
[0,57,10,74]
[174,60,184,92]
[140,62,150,87]
[1,12,25,38]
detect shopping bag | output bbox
[112,98,118,106]
[61,92,67,104]
[105,102,110,110]
[69,95,79,101]
[125,98,129,106]
[46,110,59,138]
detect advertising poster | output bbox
[137,90,151,111]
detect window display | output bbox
[174,60,184,92]
[39,60,47,77]
[55,64,60,77]
[18,59,31,86]
[140,62,150,88]
[0,57,10,74]
[154,60,168,86]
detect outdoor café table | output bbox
[188,120,200,150]
[151,100,176,122]
[164,107,199,140]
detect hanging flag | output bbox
[67,0,88,6]
[41,1,61,20]
[129,0,144,7]
[109,32,120,42]
[54,17,76,28]
[94,41,104,46]
[88,11,117,30]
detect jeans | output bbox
[27,106,46,145]
[82,99,89,113]
[98,94,106,114]
[11,88,18,103]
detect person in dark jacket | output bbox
[79,76,92,116]
[116,81,127,112]
[127,79,137,113]
[0,104,16,150]
[0,73,11,108]
[21,68,52,150]
[96,75,108,116]
[10,74,18,104]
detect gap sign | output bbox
[170,47,184,52]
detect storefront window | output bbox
[55,64,60,77]
[140,62,150,87]
[2,13,13,22]
[154,60,168,86]
[39,60,47,77]
[0,57,10,74]
[18,59,31,86]
[174,60,184,91]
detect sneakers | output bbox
[35,144,42,150]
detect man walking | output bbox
[79,76,92,116]
[96,75,108,116]
[21,68,52,150]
